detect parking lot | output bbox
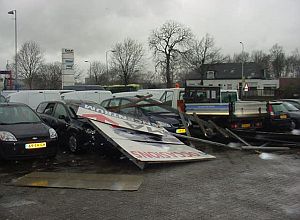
[0,146,299,220]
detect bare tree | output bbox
[285,49,300,78]
[270,43,285,78]
[73,64,84,83]
[16,41,43,89]
[111,38,144,86]
[182,34,226,83]
[251,50,272,78]
[149,20,193,88]
[89,61,109,84]
[232,52,251,63]
[36,63,61,89]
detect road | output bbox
[0,148,299,220]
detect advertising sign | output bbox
[91,120,215,162]
[62,48,75,87]
[77,104,215,165]
[77,104,169,137]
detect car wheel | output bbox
[68,133,80,153]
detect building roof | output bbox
[187,62,265,80]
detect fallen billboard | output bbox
[77,104,215,168]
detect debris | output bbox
[77,104,215,169]
[11,172,143,191]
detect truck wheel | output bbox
[68,133,80,153]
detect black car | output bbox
[100,96,189,134]
[36,100,101,153]
[263,101,292,131]
[281,101,300,129]
[0,103,58,160]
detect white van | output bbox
[61,90,113,104]
[7,90,66,109]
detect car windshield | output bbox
[0,105,41,124]
[271,103,287,113]
[136,99,173,114]
[282,102,299,111]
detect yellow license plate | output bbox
[176,128,186,134]
[25,142,47,149]
[242,123,251,128]
[280,115,287,119]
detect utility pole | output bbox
[8,10,18,90]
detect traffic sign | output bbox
[244,83,249,92]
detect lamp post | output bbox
[106,50,116,75]
[239,41,244,89]
[84,60,92,81]
[8,10,17,90]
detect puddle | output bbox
[259,153,280,160]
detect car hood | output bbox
[0,123,50,139]
[288,111,300,118]
[149,114,181,126]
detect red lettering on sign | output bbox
[129,151,200,159]
[81,114,119,126]
[130,151,142,159]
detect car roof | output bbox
[0,102,28,107]
[39,99,97,105]
[269,101,283,104]
[280,99,300,102]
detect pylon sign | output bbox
[244,83,249,92]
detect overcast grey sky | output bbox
[1,0,299,77]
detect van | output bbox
[61,90,113,104]
[6,90,67,109]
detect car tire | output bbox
[68,133,81,154]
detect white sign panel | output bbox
[77,104,215,163]
[62,48,75,87]
[77,104,169,137]
[91,120,215,162]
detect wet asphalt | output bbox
[0,146,299,220]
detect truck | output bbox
[183,86,267,130]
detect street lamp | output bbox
[106,50,116,75]
[84,60,92,80]
[8,9,18,90]
[239,41,244,89]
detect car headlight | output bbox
[156,120,172,128]
[49,128,58,139]
[0,131,17,142]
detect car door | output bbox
[37,102,58,128]
[52,103,71,139]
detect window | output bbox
[160,91,174,106]
[221,92,238,103]
[109,99,121,108]
[0,105,41,124]
[119,99,134,114]
[54,104,68,119]
[36,102,48,113]
[43,103,55,115]
[206,71,215,79]
[101,100,110,108]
